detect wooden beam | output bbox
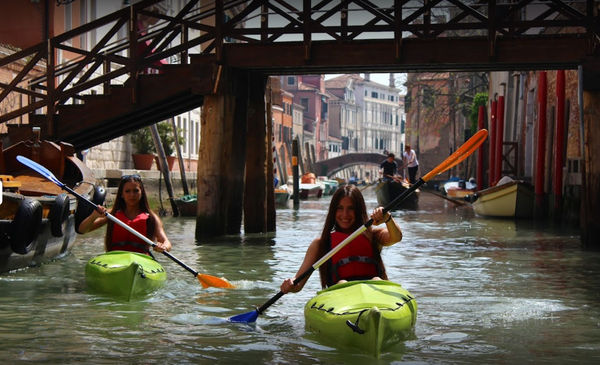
[223,36,591,73]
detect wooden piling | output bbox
[196,67,247,237]
[581,89,600,250]
[244,72,270,233]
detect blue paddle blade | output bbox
[17,155,64,188]
[228,310,259,323]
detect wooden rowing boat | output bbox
[471,180,534,218]
[375,179,419,210]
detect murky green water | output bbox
[1,189,599,364]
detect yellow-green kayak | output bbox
[304,280,417,357]
[85,251,166,300]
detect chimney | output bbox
[364,73,370,81]
[389,73,395,88]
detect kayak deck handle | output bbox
[345,309,367,334]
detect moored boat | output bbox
[299,183,323,199]
[470,179,534,218]
[304,280,417,357]
[1,131,103,273]
[442,178,477,199]
[375,179,419,210]
[173,194,197,216]
[85,250,167,300]
[318,176,339,195]
[274,184,291,206]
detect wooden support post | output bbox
[196,67,247,236]
[581,89,600,249]
[292,138,300,209]
[535,72,547,217]
[150,123,179,216]
[244,72,269,233]
[266,78,276,232]
[226,70,249,234]
[553,70,565,217]
[170,117,189,196]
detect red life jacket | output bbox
[108,211,152,254]
[329,231,380,283]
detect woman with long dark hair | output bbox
[280,184,402,293]
[78,175,171,255]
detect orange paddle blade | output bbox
[422,129,488,182]
[197,274,235,289]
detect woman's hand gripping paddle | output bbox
[17,155,234,289]
[228,129,488,323]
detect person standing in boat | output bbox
[402,145,419,184]
[280,184,402,293]
[380,153,398,181]
[78,174,172,255]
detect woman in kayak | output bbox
[78,174,171,255]
[280,184,402,293]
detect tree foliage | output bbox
[469,92,488,134]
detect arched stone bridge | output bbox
[312,153,403,178]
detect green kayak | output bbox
[304,280,417,357]
[85,251,167,300]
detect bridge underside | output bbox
[324,162,383,179]
[224,35,595,74]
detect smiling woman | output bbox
[280,184,402,293]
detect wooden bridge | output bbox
[1,0,599,244]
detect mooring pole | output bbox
[150,124,179,216]
[292,138,300,209]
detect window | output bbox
[423,86,435,108]
[371,91,378,98]
[300,98,309,111]
[65,3,72,45]
[287,76,295,85]
[321,99,328,120]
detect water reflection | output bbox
[0,190,599,363]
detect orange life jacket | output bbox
[329,231,381,284]
[108,210,152,254]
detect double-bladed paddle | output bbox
[229,129,488,323]
[17,155,234,289]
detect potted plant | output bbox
[130,127,156,170]
[156,121,185,170]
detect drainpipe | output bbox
[489,98,497,186]
[553,70,566,213]
[477,105,485,189]
[535,72,547,212]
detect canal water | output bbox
[1,189,599,364]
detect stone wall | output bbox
[82,136,136,170]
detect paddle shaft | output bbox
[60,184,200,277]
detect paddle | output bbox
[228,129,488,323]
[17,155,234,289]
